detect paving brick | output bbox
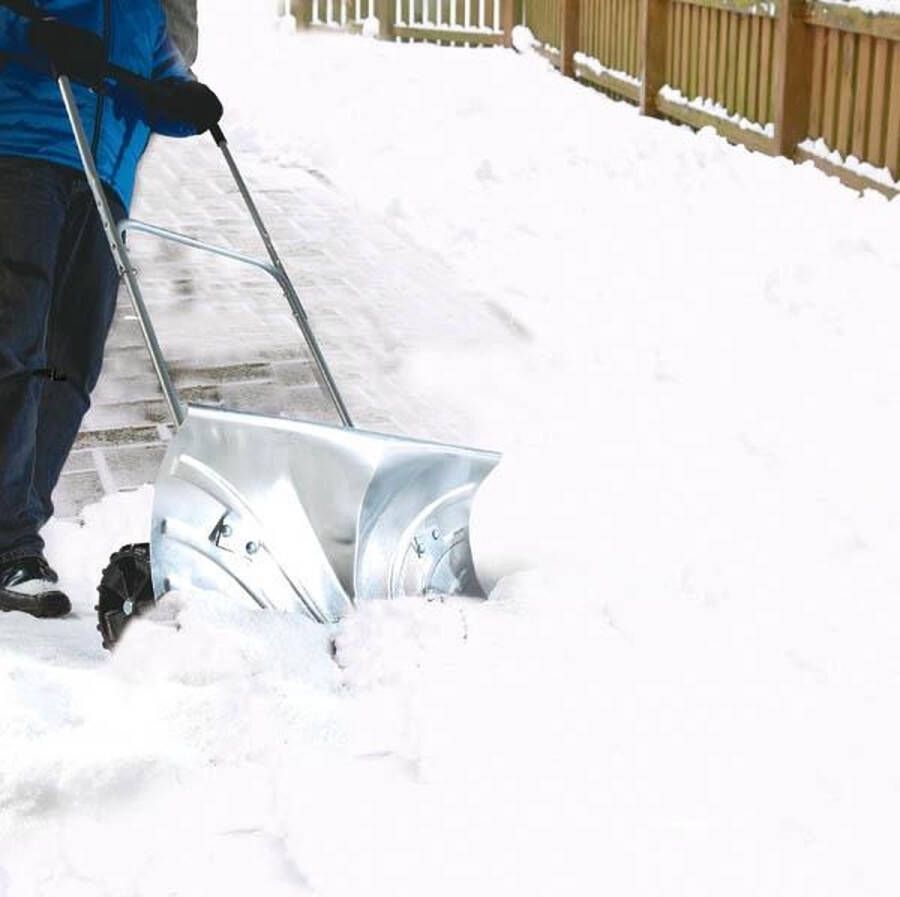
[104,445,169,492]
[74,426,161,450]
[53,470,105,519]
[62,449,97,474]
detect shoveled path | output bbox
[55,133,520,517]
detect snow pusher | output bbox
[51,76,499,648]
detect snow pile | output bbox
[2,7,900,896]
[574,51,641,86]
[659,84,775,136]
[510,23,537,53]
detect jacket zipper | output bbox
[90,0,112,157]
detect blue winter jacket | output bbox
[0,0,193,209]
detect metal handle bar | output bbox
[208,126,354,427]
[55,73,355,430]
[118,219,281,281]
[58,75,185,426]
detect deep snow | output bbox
[2,4,900,895]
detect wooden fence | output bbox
[292,0,515,43]
[288,0,900,195]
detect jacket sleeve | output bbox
[146,14,197,137]
[0,9,29,57]
[113,12,197,137]
[151,17,191,83]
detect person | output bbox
[0,0,222,619]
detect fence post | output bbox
[376,0,395,38]
[501,0,516,47]
[560,0,580,77]
[290,0,312,27]
[773,0,813,158]
[639,0,668,115]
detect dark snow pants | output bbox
[0,157,123,564]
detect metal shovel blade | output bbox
[150,406,501,622]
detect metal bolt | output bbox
[123,599,134,616]
[221,524,233,538]
[246,541,260,556]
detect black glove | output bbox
[28,17,107,87]
[139,78,223,134]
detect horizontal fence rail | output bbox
[287,0,900,194]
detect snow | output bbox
[800,136,900,190]
[659,85,775,137]
[361,15,380,38]
[836,0,900,15]
[510,23,537,53]
[574,51,641,87]
[3,4,900,896]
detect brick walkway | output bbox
[54,135,521,518]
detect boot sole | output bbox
[0,589,72,619]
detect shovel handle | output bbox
[207,124,355,428]
[57,74,186,427]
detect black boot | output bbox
[0,556,71,619]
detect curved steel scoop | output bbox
[152,408,499,620]
[58,76,500,621]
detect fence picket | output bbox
[670,3,680,84]
[886,46,900,176]
[720,8,730,106]
[635,0,643,75]
[698,7,709,96]
[868,38,888,166]
[757,15,771,122]
[747,14,759,120]
[852,35,873,159]
[610,0,624,71]
[727,12,739,111]
[582,0,591,56]
[681,4,692,94]
[736,13,749,116]
[808,25,826,137]
[624,0,631,74]
[836,31,856,155]
[612,0,621,69]
[630,0,638,74]
[706,8,718,99]
[687,5,698,97]
[822,28,840,145]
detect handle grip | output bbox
[209,123,226,147]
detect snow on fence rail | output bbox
[285,0,900,194]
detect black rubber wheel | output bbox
[95,543,156,651]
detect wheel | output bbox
[95,543,156,651]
